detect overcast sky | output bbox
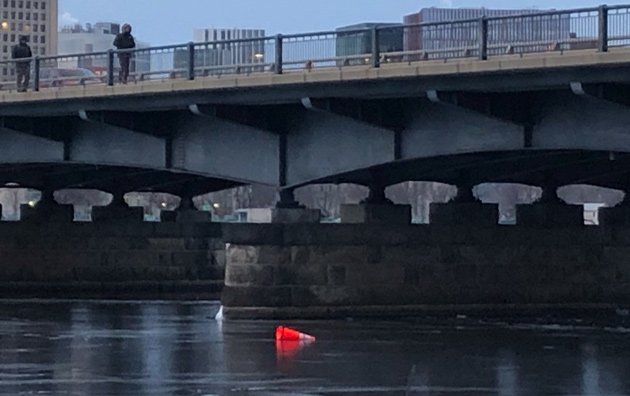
[59,0,628,45]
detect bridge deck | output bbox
[2,48,630,105]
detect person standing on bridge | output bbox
[12,36,32,93]
[113,23,136,84]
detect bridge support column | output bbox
[429,185,498,226]
[516,186,584,227]
[92,192,144,222]
[340,184,411,225]
[21,190,74,223]
[271,189,320,224]
[161,196,212,223]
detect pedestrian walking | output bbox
[113,23,136,84]
[12,35,32,92]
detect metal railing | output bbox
[0,4,627,93]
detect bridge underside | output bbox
[321,150,630,191]
[2,149,630,196]
[0,163,241,196]
[1,65,630,195]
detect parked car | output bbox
[37,68,104,88]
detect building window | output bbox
[26,1,30,7]
[33,24,37,32]
[33,13,37,20]
[39,47,44,55]
[40,1,44,9]
[10,0,15,7]
[39,34,44,43]
[2,0,7,7]
[33,0,37,8]
[18,12,23,19]
[32,35,36,42]
[40,24,44,32]
[18,0,23,8]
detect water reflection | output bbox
[496,350,518,396]
[0,301,628,395]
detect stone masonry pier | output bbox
[222,223,630,320]
[0,221,225,300]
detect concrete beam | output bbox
[69,116,166,169]
[172,109,279,186]
[0,126,64,163]
[533,90,630,152]
[400,96,524,160]
[285,98,395,186]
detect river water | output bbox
[0,300,629,395]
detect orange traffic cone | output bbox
[275,326,316,342]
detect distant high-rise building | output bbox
[193,28,266,64]
[58,22,150,76]
[0,0,58,80]
[403,8,571,54]
[175,28,266,74]
[335,23,403,65]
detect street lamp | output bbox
[1,21,8,30]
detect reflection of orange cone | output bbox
[275,326,316,342]
[275,339,303,360]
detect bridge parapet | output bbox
[0,4,628,99]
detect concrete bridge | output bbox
[3,47,630,215]
[1,5,630,317]
[0,4,629,217]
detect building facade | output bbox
[193,28,266,66]
[58,22,150,77]
[335,23,403,65]
[0,0,58,81]
[174,28,266,74]
[403,8,571,54]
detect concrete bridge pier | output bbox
[429,184,498,226]
[271,188,320,223]
[21,190,73,223]
[340,184,411,224]
[517,186,584,227]
[92,191,144,222]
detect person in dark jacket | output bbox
[12,35,32,92]
[113,23,136,84]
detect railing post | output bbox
[274,34,283,74]
[598,4,609,52]
[371,26,380,68]
[187,41,195,80]
[107,49,115,86]
[479,16,488,60]
[33,56,40,92]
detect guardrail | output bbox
[0,3,627,93]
